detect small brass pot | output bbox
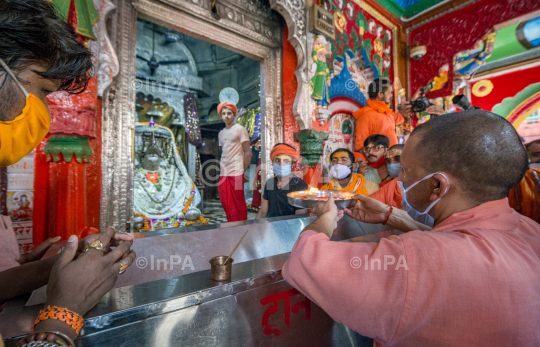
[209,255,234,281]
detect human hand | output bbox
[358,160,369,176]
[46,227,136,317]
[344,194,391,224]
[426,100,445,116]
[78,227,133,255]
[313,197,343,222]
[18,236,61,265]
[307,198,341,235]
[400,104,413,119]
[411,88,423,101]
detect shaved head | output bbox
[410,110,528,204]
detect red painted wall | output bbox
[470,64,540,112]
[409,0,539,99]
[283,25,301,152]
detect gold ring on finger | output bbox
[88,240,104,251]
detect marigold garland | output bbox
[183,182,196,214]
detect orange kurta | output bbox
[353,99,404,150]
[508,168,540,222]
[369,177,403,208]
[283,198,540,346]
[321,173,369,196]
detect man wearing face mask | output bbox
[256,144,308,218]
[363,134,391,185]
[322,148,379,195]
[282,110,540,346]
[0,1,136,345]
[369,144,405,211]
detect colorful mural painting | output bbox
[408,0,540,99]
[470,63,540,142]
[317,0,398,107]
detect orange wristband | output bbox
[382,206,393,225]
[33,306,84,337]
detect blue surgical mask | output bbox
[398,172,448,228]
[273,162,292,177]
[387,163,401,178]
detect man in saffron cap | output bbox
[217,102,252,222]
[256,143,309,218]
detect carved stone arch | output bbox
[269,0,312,130]
[99,0,284,230]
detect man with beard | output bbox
[321,148,379,195]
[353,78,413,150]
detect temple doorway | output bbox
[132,18,261,230]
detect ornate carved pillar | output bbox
[33,78,100,245]
[42,137,94,240]
[294,129,328,188]
[294,129,328,167]
[270,0,312,130]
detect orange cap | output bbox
[270,144,299,161]
[217,102,238,118]
[353,152,366,161]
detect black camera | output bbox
[452,94,480,110]
[409,96,431,113]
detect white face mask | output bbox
[398,172,448,225]
[530,163,540,169]
[330,164,352,179]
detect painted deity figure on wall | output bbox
[310,35,331,109]
[454,32,497,79]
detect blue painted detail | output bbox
[329,50,372,107]
[524,16,540,47]
[392,0,424,10]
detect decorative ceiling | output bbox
[374,0,447,19]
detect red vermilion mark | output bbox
[260,288,311,336]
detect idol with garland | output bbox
[133,122,204,231]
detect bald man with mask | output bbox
[283,110,540,346]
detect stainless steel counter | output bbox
[1,214,391,346]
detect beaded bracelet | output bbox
[33,306,83,337]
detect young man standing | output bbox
[218,102,252,222]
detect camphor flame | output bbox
[305,187,319,196]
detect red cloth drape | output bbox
[218,175,247,222]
